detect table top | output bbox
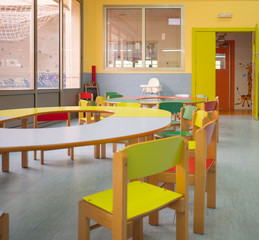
[104,96,205,106]
[0,106,171,152]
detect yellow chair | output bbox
[78,100,92,125]
[151,117,217,235]
[78,136,189,240]
[0,211,9,240]
[112,102,141,153]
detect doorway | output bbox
[216,32,252,113]
[192,28,258,119]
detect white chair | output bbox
[140,78,162,96]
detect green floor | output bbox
[0,115,259,240]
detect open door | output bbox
[252,25,259,120]
[192,31,216,100]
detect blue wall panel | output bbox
[83,73,192,97]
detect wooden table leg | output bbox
[93,113,100,159]
[21,118,28,168]
[0,123,10,172]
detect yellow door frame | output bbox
[192,27,258,120]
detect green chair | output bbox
[104,92,118,99]
[156,105,197,139]
[78,136,189,240]
[107,93,124,99]
[157,102,184,130]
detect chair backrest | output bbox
[196,95,208,101]
[107,94,124,99]
[192,110,210,139]
[195,120,217,160]
[95,96,104,106]
[37,113,68,122]
[179,105,197,132]
[116,102,141,108]
[201,101,217,112]
[105,92,118,99]
[121,136,186,180]
[182,105,197,120]
[158,102,184,114]
[79,92,93,101]
[148,78,160,86]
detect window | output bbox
[105,5,185,71]
[0,0,81,90]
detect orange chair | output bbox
[0,211,9,240]
[78,92,94,104]
[151,115,217,235]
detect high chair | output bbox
[78,136,189,240]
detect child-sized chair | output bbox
[155,105,197,140]
[78,136,189,240]
[151,119,217,235]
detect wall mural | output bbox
[235,63,252,107]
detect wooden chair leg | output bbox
[2,153,9,172]
[133,218,143,240]
[148,175,159,226]
[68,148,71,156]
[78,201,90,240]
[0,213,9,240]
[207,163,216,208]
[193,176,206,234]
[176,207,188,240]
[101,144,106,159]
[113,143,117,153]
[40,151,44,165]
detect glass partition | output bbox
[0,0,34,90]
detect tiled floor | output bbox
[0,115,259,240]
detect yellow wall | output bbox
[83,0,259,73]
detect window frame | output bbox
[103,5,185,72]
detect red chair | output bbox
[34,113,74,164]
[78,92,93,103]
[150,117,217,235]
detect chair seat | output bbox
[82,181,182,220]
[167,158,214,174]
[171,120,180,125]
[156,130,192,138]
